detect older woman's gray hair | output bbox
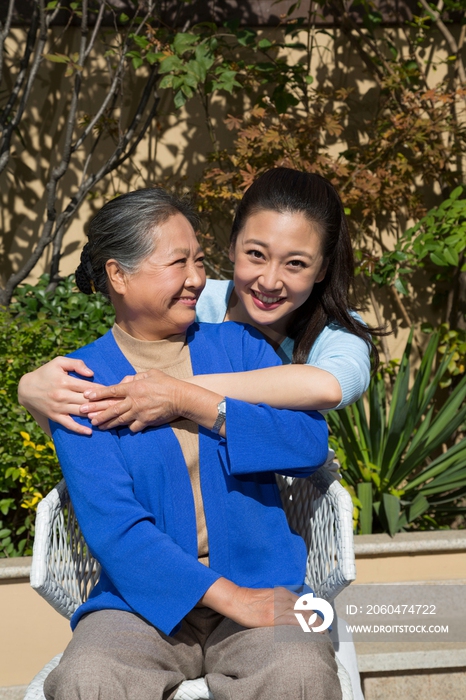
[76,188,199,297]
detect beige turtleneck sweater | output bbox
[112,323,209,566]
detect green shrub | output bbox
[329,330,466,536]
[0,275,114,557]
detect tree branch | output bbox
[418,0,466,87]
[363,278,392,363]
[71,1,154,153]
[388,285,412,328]
[84,0,105,62]
[48,63,160,283]
[0,0,15,87]
[0,0,163,302]
[0,3,39,143]
[327,1,385,86]
[0,0,61,175]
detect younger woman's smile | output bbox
[228,209,327,343]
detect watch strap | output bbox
[211,398,226,434]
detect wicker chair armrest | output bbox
[309,466,356,599]
[278,465,356,602]
[23,654,63,700]
[30,479,100,620]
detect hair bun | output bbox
[75,243,95,294]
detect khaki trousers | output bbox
[44,608,342,700]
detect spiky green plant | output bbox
[328,330,466,536]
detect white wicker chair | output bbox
[25,465,356,700]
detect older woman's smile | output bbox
[173,295,199,306]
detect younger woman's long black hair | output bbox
[230,167,383,368]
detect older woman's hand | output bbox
[201,578,327,632]
[80,369,183,432]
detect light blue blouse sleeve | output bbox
[197,278,370,410]
[280,314,371,410]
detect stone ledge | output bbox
[356,643,466,673]
[0,686,27,700]
[354,530,466,557]
[361,667,466,700]
[0,557,32,581]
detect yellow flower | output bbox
[21,492,43,509]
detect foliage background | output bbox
[0,277,113,556]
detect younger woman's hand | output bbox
[80,369,182,432]
[18,357,101,436]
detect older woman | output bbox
[42,188,341,700]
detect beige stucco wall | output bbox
[355,551,466,584]
[0,578,71,686]
[353,531,466,584]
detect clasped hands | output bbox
[81,368,183,432]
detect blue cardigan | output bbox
[50,322,328,636]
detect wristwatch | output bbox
[211,398,227,434]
